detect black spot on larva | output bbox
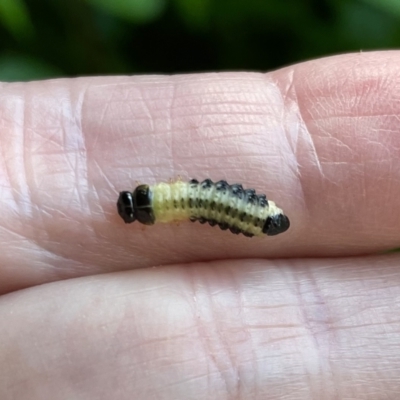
[198,217,207,224]
[181,198,185,208]
[190,217,197,222]
[258,194,268,207]
[231,184,244,199]
[243,231,254,238]
[216,180,229,191]
[218,222,229,230]
[229,207,238,219]
[189,179,199,185]
[210,201,216,211]
[189,198,193,207]
[239,212,245,222]
[246,190,258,205]
[245,189,255,196]
[201,179,213,189]
[174,200,178,209]
[225,206,231,214]
[229,226,241,235]
[208,219,217,227]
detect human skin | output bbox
[0,51,400,399]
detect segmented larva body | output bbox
[117,179,290,237]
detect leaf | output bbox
[85,0,166,23]
[173,0,211,30]
[0,54,61,82]
[360,0,400,16]
[0,0,34,41]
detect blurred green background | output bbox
[0,0,399,81]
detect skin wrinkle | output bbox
[290,70,332,188]
[92,159,118,197]
[137,87,154,131]
[189,267,232,397]
[1,137,19,215]
[28,143,92,275]
[222,272,246,400]
[173,110,276,118]
[292,267,338,400]
[92,96,110,141]
[187,266,246,399]
[169,84,177,177]
[18,94,34,219]
[299,113,326,181]
[23,88,79,255]
[300,63,396,247]
[272,68,308,219]
[312,111,400,119]
[5,246,85,290]
[0,94,53,286]
[73,85,92,225]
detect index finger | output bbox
[1,51,399,292]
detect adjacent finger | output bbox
[1,255,400,399]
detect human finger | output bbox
[1,254,399,399]
[1,51,400,293]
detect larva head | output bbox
[117,191,136,223]
[262,213,290,236]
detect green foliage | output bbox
[85,0,166,23]
[1,0,400,81]
[0,53,60,81]
[0,0,34,41]
[173,0,211,30]
[360,0,400,16]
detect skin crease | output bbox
[0,51,399,399]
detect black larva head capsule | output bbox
[263,214,290,236]
[117,191,136,223]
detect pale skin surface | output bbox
[0,52,400,399]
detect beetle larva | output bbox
[117,179,290,237]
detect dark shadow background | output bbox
[0,0,399,81]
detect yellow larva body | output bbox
[152,182,191,223]
[117,179,290,237]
